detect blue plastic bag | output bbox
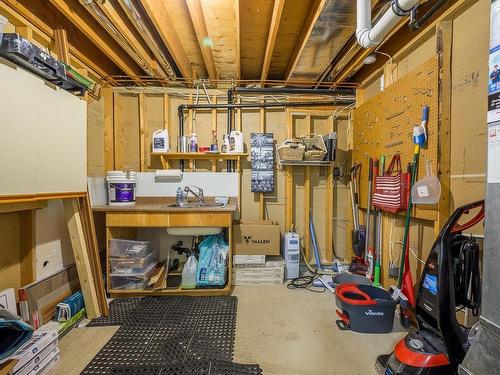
[196,233,229,287]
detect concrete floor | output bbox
[51,285,405,375]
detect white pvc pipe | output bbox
[356,0,419,48]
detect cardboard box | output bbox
[233,221,280,255]
[232,256,285,286]
[233,255,266,267]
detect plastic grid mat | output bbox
[82,296,261,375]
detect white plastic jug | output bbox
[152,129,169,153]
[229,131,244,153]
[181,255,198,289]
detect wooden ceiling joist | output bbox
[235,0,241,80]
[90,0,167,78]
[260,0,285,82]
[0,0,117,79]
[141,0,194,79]
[186,0,218,80]
[283,0,326,81]
[47,0,142,76]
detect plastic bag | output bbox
[196,234,229,287]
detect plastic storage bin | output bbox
[109,239,153,258]
[110,253,157,275]
[110,262,156,290]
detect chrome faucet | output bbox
[183,185,204,205]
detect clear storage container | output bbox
[110,253,157,275]
[109,239,153,258]
[110,262,157,290]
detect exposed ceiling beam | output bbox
[92,1,167,78]
[260,0,285,82]
[141,0,193,79]
[186,0,218,80]
[283,0,326,81]
[0,0,119,78]
[47,0,142,76]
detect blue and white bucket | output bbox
[107,170,137,206]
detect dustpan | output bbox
[412,160,441,204]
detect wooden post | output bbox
[435,21,453,237]
[259,101,266,220]
[303,115,311,262]
[19,210,36,285]
[54,27,70,64]
[63,198,100,319]
[103,87,115,172]
[113,92,124,170]
[212,95,217,172]
[138,92,146,172]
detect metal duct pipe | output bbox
[356,0,419,48]
[80,0,153,75]
[231,87,356,97]
[409,0,449,31]
[118,0,177,77]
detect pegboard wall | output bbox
[353,57,439,221]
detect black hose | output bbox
[409,0,450,31]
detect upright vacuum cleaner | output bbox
[377,200,484,375]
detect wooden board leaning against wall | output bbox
[352,0,489,289]
[86,87,353,263]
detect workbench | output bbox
[93,197,237,297]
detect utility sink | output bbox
[166,226,223,236]
[166,202,225,209]
[166,202,225,236]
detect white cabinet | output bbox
[0,61,87,198]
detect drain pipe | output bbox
[356,0,419,48]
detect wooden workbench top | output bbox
[92,196,238,213]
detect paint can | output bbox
[107,170,137,206]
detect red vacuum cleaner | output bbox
[376,200,484,375]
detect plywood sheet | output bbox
[353,57,440,221]
[0,213,21,292]
[201,0,238,79]
[239,0,274,79]
[144,94,164,171]
[115,93,140,171]
[87,96,105,177]
[268,0,313,80]
[161,0,207,78]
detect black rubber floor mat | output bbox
[109,361,262,375]
[86,298,143,327]
[81,296,262,375]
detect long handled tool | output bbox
[349,163,363,257]
[365,158,374,278]
[373,157,384,287]
[397,106,429,306]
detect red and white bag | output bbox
[372,154,410,213]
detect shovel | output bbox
[411,159,441,205]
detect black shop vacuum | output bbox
[376,200,484,375]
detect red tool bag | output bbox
[372,154,410,213]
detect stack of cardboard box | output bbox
[232,221,285,285]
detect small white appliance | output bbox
[282,231,300,280]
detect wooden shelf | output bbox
[279,160,334,167]
[153,152,248,171]
[153,152,247,160]
[109,284,232,297]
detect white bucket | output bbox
[106,171,137,206]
